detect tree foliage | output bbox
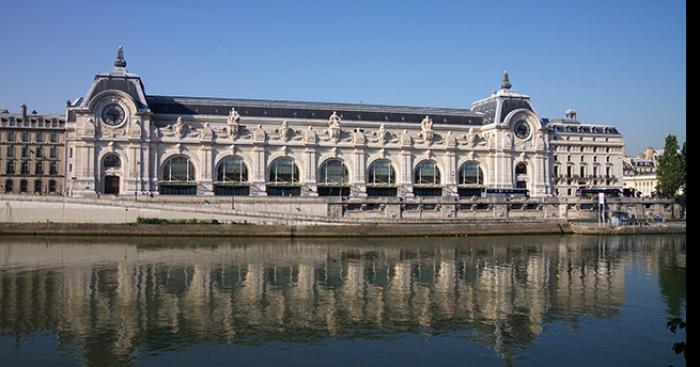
[667,317,686,360]
[656,135,684,198]
[681,141,686,197]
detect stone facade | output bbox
[0,106,66,194]
[546,108,625,197]
[64,48,624,199]
[622,147,660,197]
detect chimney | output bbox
[20,104,27,118]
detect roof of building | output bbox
[146,95,486,125]
[545,119,621,135]
[0,109,66,128]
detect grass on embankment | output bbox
[135,217,221,225]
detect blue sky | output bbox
[0,0,685,154]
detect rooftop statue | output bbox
[421,115,433,132]
[329,111,341,127]
[114,46,127,68]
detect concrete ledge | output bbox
[0,222,574,237]
[0,222,684,238]
[570,223,686,235]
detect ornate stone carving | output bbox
[304,126,317,144]
[228,108,241,138]
[80,118,96,137]
[253,124,266,142]
[445,131,456,148]
[329,111,341,127]
[420,115,434,143]
[200,122,213,140]
[274,120,293,142]
[328,112,341,142]
[160,117,188,139]
[371,124,391,144]
[352,128,366,145]
[400,129,412,147]
[128,119,141,138]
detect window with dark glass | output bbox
[19,180,27,192]
[21,161,29,174]
[415,160,440,185]
[515,163,527,175]
[268,158,299,184]
[368,160,395,185]
[103,155,121,169]
[36,147,43,158]
[21,146,28,158]
[48,180,56,192]
[6,161,14,175]
[319,159,348,184]
[49,162,57,175]
[50,132,57,143]
[6,145,14,158]
[4,179,13,193]
[162,156,195,182]
[34,180,42,192]
[36,132,43,143]
[50,146,56,158]
[21,131,29,142]
[35,161,43,176]
[459,162,483,185]
[216,157,248,182]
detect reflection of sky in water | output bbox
[0,235,686,367]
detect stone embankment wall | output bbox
[0,194,684,225]
[0,222,685,238]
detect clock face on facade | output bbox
[514,120,531,140]
[101,104,126,126]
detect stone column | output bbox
[302,147,318,196]
[443,150,457,197]
[399,150,414,198]
[124,143,140,194]
[251,145,267,196]
[199,144,214,195]
[152,144,161,194]
[73,142,97,195]
[141,142,151,193]
[352,148,367,197]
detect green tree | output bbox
[681,141,686,197]
[656,135,684,198]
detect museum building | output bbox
[64,48,624,198]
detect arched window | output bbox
[216,157,248,183]
[268,158,299,184]
[459,162,484,185]
[368,160,395,185]
[414,160,440,185]
[515,162,528,189]
[319,159,348,184]
[103,154,121,169]
[162,156,195,182]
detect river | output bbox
[0,234,686,366]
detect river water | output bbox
[0,234,686,366]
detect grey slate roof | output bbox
[146,95,485,125]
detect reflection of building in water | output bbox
[0,236,666,365]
